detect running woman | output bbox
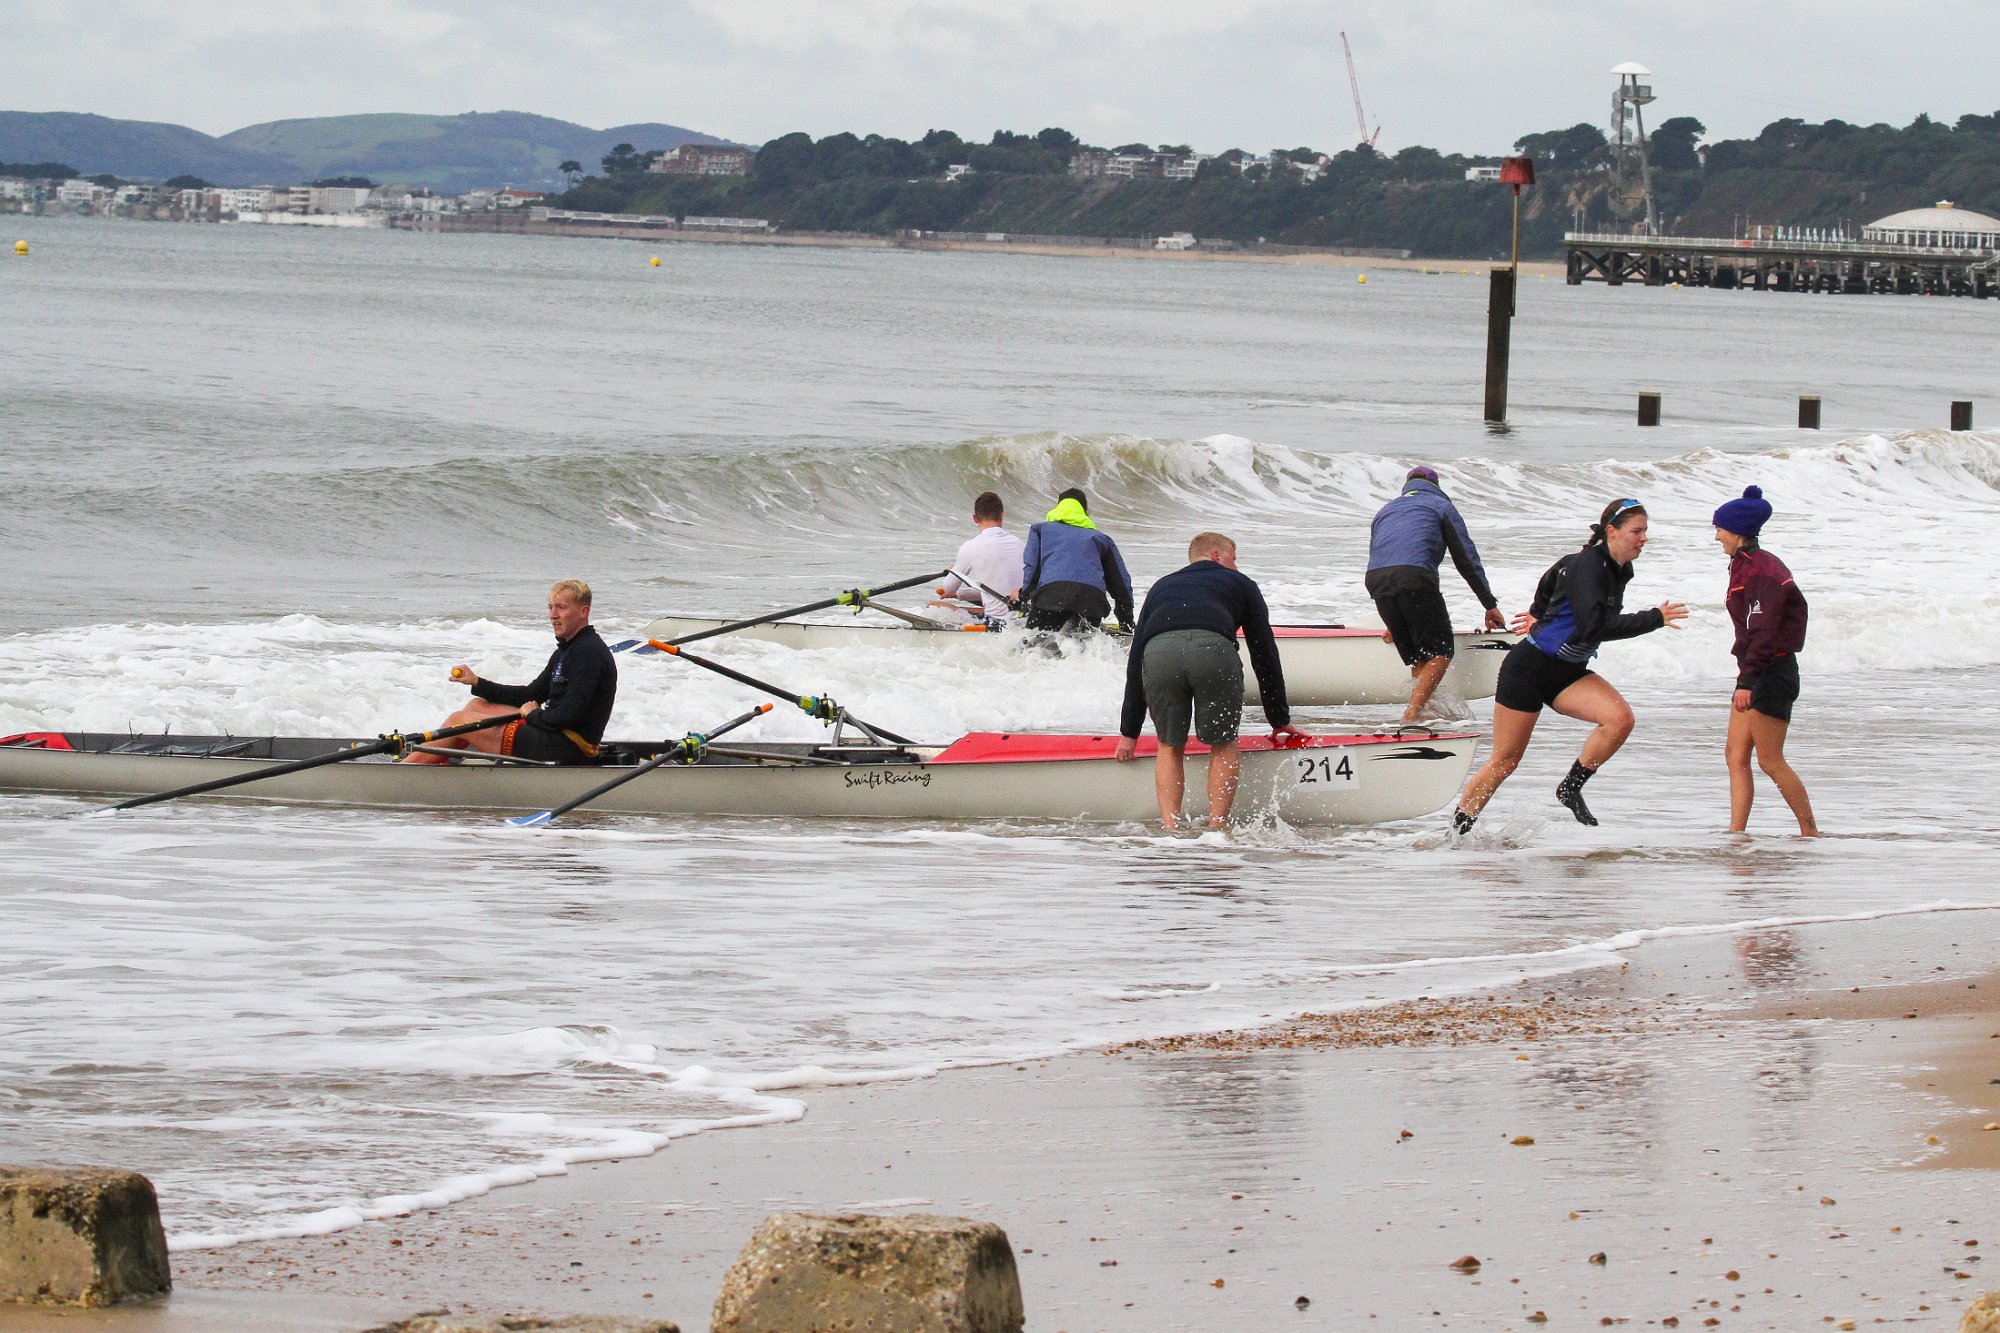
[1452,498,1687,833]
[1712,486,1819,836]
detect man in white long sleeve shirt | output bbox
[932,491,1026,627]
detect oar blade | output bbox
[504,810,555,828]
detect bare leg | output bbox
[1550,674,1635,769]
[1204,740,1243,828]
[1402,656,1451,723]
[1455,703,1540,818]
[1546,674,1635,825]
[1724,704,1756,831]
[398,700,517,765]
[1749,711,1820,836]
[1154,744,1185,830]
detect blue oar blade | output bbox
[504,810,554,828]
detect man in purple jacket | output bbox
[1365,466,1508,722]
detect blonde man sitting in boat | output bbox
[401,580,618,766]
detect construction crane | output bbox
[1340,32,1381,148]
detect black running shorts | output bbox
[1372,588,1456,667]
[1494,639,1593,714]
[1743,656,1800,723]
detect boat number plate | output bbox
[1293,751,1355,785]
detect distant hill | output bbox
[0,109,736,191]
[0,111,293,184]
[221,111,736,193]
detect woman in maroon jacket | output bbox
[1713,487,1819,836]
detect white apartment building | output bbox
[220,188,275,213]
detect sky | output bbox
[8,0,2000,155]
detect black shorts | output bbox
[1494,639,1593,713]
[501,719,593,764]
[1373,589,1455,667]
[1743,656,1800,723]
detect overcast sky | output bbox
[9,0,1999,155]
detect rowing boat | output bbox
[0,729,1478,827]
[637,617,1515,707]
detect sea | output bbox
[1,215,1995,1248]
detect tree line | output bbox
[554,111,2000,258]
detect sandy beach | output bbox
[13,907,1994,1333]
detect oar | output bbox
[645,640,917,746]
[105,712,520,812]
[612,570,949,652]
[504,703,773,828]
[944,567,1024,616]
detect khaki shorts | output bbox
[1141,629,1245,748]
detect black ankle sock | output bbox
[1555,760,1599,826]
[1452,808,1477,835]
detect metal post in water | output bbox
[1483,268,1514,423]
[1952,400,1974,430]
[1798,396,1821,430]
[1637,392,1661,426]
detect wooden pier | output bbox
[1564,231,2000,297]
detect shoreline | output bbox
[394,212,1563,274]
[20,908,1995,1332]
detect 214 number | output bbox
[1294,753,1354,784]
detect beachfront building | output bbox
[648,145,753,176]
[1860,201,2000,250]
[944,163,975,182]
[219,188,274,214]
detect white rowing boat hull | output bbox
[0,731,1478,827]
[637,617,1513,707]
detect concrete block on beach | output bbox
[712,1212,1024,1333]
[0,1165,171,1306]
[365,1315,680,1332]
[1962,1291,2000,1333]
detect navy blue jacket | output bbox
[472,625,618,747]
[1021,521,1135,625]
[1120,560,1289,738]
[1525,546,1664,664]
[1364,479,1498,609]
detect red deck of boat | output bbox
[929,731,1472,765]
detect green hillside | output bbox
[0,109,736,192]
[0,111,291,184]
[221,110,735,193]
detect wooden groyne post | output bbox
[1483,268,1515,423]
[1637,392,1661,426]
[1798,396,1821,429]
[1953,400,1975,430]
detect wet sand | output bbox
[12,910,1997,1333]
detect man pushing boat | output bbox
[1115,533,1305,830]
[1365,464,1509,723]
[401,579,618,766]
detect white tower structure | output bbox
[1610,61,1659,236]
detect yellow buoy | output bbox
[13,240,26,255]
[1357,273,1367,284]
[649,256,661,267]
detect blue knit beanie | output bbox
[1712,485,1772,537]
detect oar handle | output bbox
[943,568,1024,614]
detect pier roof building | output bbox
[1861,201,2000,250]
